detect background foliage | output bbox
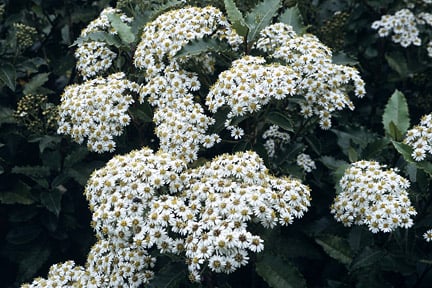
[1,0,432,287]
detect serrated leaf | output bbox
[382,90,410,138]
[224,0,249,37]
[23,73,50,95]
[107,13,135,44]
[40,190,62,216]
[315,234,352,266]
[278,5,305,34]
[265,111,294,132]
[245,0,282,44]
[350,247,383,271]
[256,253,306,288]
[174,38,231,59]
[0,62,16,91]
[71,31,121,47]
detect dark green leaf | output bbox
[348,226,372,252]
[17,242,51,282]
[245,0,282,44]
[0,181,36,205]
[382,90,410,137]
[6,225,42,245]
[8,206,40,222]
[23,73,50,95]
[148,261,187,288]
[174,38,231,59]
[278,5,305,34]
[391,141,432,174]
[385,52,408,78]
[256,252,306,288]
[315,234,353,266]
[348,147,358,163]
[107,13,135,44]
[71,31,121,47]
[0,106,17,125]
[0,62,16,91]
[266,111,294,132]
[12,165,51,178]
[130,101,153,122]
[332,52,359,65]
[40,189,63,216]
[224,0,249,37]
[350,247,383,271]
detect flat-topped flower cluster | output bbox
[404,113,432,161]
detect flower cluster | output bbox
[296,153,316,173]
[75,7,133,79]
[404,113,432,161]
[21,240,156,287]
[133,151,311,281]
[85,147,186,242]
[140,65,220,162]
[331,160,417,233]
[57,73,140,153]
[256,23,365,129]
[14,23,37,49]
[206,56,298,137]
[262,124,291,157]
[134,6,241,80]
[371,1,432,56]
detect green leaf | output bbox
[29,135,62,153]
[71,31,121,47]
[17,242,51,282]
[0,181,35,205]
[382,90,410,138]
[265,111,294,132]
[40,190,63,216]
[350,247,384,271]
[129,101,153,122]
[12,165,51,178]
[0,106,17,125]
[315,234,353,266]
[256,252,306,288]
[332,52,359,65]
[23,73,50,95]
[245,0,282,44]
[174,38,231,59]
[224,0,249,37]
[0,62,16,91]
[107,13,135,44]
[385,52,408,78]
[148,261,187,288]
[278,5,305,34]
[6,225,42,245]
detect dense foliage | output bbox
[1,0,432,287]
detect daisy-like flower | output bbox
[75,7,133,79]
[423,229,432,242]
[331,160,417,233]
[404,113,432,161]
[57,73,140,153]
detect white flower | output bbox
[404,113,432,161]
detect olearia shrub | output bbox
[9,0,432,287]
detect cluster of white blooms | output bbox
[296,153,316,173]
[57,73,140,153]
[262,124,291,157]
[372,9,421,47]
[134,6,241,80]
[331,160,417,233]
[133,151,311,282]
[85,147,186,242]
[404,113,432,161]
[22,240,156,287]
[256,23,366,129]
[206,56,298,137]
[75,7,133,79]
[428,41,432,57]
[140,64,220,162]
[371,1,432,57]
